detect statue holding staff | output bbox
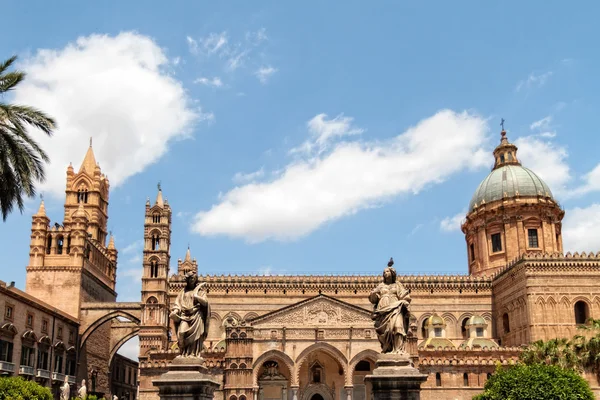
[170,271,210,357]
[369,258,411,354]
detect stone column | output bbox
[344,386,353,400]
[282,385,288,400]
[365,354,427,400]
[253,386,259,400]
[291,387,299,400]
[153,357,220,400]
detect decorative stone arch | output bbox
[417,313,433,339]
[0,323,17,337]
[457,313,473,339]
[573,298,592,324]
[348,349,379,386]
[441,313,458,337]
[295,342,348,388]
[223,312,242,326]
[546,297,557,324]
[109,326,140,363]
[301,384,334,400]
[243,312,259,323]
[252,349,295,386]
[79,308,141,349]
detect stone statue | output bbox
[78,379,87,399]
[60,375,70,400]
[170,271,210,357]
[369,258,411,354]
[113,395,119,400]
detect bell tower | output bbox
[139,184,172,358]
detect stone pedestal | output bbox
[364,354,427,400]
[153,357,220,400]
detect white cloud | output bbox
[530,116,552,131]
[226,48,250,71]
[233,168,265,184]
[194,77,223,88]
[515,71,553,92]
[186,36,198,55]
[514,136,570,197]
[440,212,465,233]
[201,32,228,54]
[121,239,143,254]
[255,66,278,84]
[562,204,600,252]
[120,267,143,280]
[293,113,364,155]
[570,164,600,197]
[117,336,139,361]
[14,32,205,198]
[192,110,490,242]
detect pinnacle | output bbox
[35,198,46,217]
[73,202,87,218]
[108,234,116,250]
[155,184,164,207]
[185,246,191,261]
[78,139,97,174]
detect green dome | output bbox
[425,314,445,327]
[469,165,554,212]
[466,315,487,326]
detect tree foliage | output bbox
[473,363,594,400]
[0,376,53,400]
[0,55,56,221]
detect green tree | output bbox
[0,376,53,400]
[520,337,581,370]
[473,363,594,400]
[0,55,56,221]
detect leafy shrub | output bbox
[474,363,594,400]
[0,376,52,400]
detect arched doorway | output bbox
[311,395,324,400]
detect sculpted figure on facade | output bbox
[78,379,87,400]
[170,271,210,357]
[369,258,411,354]
[60,376,70,400]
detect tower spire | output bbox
[35,195,46,217]
[492,118,520,170]
[185,245,191,261]
[155,182,164,207]
[79,137,97,174]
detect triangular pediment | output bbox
[250,295,373,327]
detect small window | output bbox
[0,340,14,362]
[434,327,442,338]
[46,235,52,254]
[575,301,589,325]
[69,330,75,344]
[500,154,505,163]
[476,327,484,337]
[421,320,428,339]
[435,372,442,387]
[508,152,513,161]
[528,229,539,248]
[42,319,49,334]
[502,313,510,333]
[461,319,468,339]
[469,243,475,262]
[26,313,34,328]
[5,305,13,321]
[57,327,63,339]
[317,330,325,340]
[463,372,469,386]
[491,233,502,253]
[487,372,492,380]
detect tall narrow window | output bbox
[421,320,428,339]
[500,154,505,163]
[66,236,71,254]
[491,233,502,253]
[463,373,469,386]
[469,243,475,262]
[575,301,589,325]
[0,340,13,362]
[434,327,442,338]
[476,327,484,337]
[83,189,88,203]
[528,229,539,248]
[46,235,52,254]
[461,318,468,339]
[435,372,442,387]
[57,236,64,254]
[502,313,510,333]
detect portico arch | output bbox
[253,349,295,386]
[80,310,140,347]
[295,343,348,393]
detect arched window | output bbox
[56,236,64,255]
[239,363,247,369]
[230,395,238,400]
[151,234,160,250]
[435,372,441,387]
[461,318,469,339]
[239,395,247,400]
[463,372,469,386]
[66,236,71,254]
[355,360,371,372]
[153,214,161,223]
[575,301,590,325]
[421,319,428,339]
[46,235,52,254]
[230,363,238,369]
[150,261,158,278]
[240,332,247,339]
[502,313,510,333]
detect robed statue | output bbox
[78,379,87,400]
[170,271,210,357]
[60,376,70,400]
[369,258,411,354]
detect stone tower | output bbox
[25,141,118,394]
[139,185,172,357]
[461,128,564,276]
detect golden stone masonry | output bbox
[1,128,600,400]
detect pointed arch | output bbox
[295,342,348,387]
[252,349,295,386]
[80,310,141,349]
[109,328,140,364]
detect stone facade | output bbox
[112,353,139,400]
[6,128,600,400]
[0,280,79,399]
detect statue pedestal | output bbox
[153,356,220,400]
[364,353,427,400]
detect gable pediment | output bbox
[250,295,373,327]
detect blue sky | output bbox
[2,2,600,357]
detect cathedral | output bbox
[2,127,600,400]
